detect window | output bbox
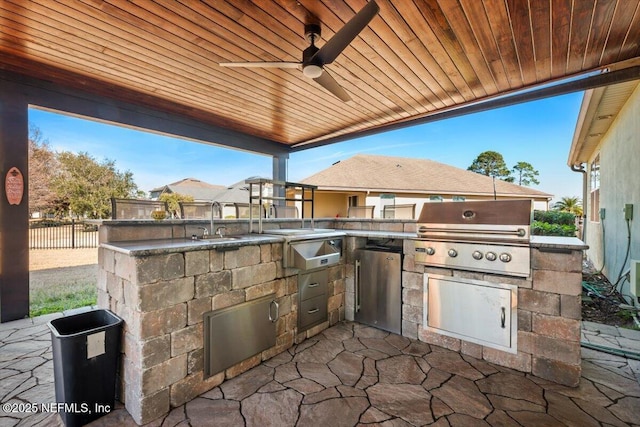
[590,155,600,222]
[348,196,359,207]
[453,196,466,202]
[429,195,443,202]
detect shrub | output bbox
[29,219,67,228]
[533,210,576,226]
[531,220,576,236]
[532,210,577,236]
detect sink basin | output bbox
[197,235,245,241]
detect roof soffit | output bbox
[568,79,640,165]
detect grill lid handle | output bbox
[417,226,527,237]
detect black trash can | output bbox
[47,309,123,427]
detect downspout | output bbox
[571,163,587,243]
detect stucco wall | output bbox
[311,191,361,218]
[307,191,548,220]
[585,84,640,305]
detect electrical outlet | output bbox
[599,208,606,220]
[624,204,633,220]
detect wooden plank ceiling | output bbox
[1,0,639,152]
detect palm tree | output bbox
[553,197,583,217]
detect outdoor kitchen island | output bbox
[97,218,351,424]
[97,218,586,425]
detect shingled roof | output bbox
[150,178,225,200]
[300,154,552,200]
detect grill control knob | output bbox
[426,247,435,256]
[448,249,458,258]
[499,252,512,263]
[485,251,497,261]
[472,250,483,260]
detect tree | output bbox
[52,151,139,219]
[159,192,194,218]
[553,196,583,217]
[467,151,512,181]
[512,161,540,186]
[28,125,58,217]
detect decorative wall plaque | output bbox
[5,167,24,205]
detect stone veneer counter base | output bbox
[97,218,586,424]
[98,235,347,424]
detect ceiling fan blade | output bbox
[313,71,352,102]
[313,0,379,65]
[219,61,300,68]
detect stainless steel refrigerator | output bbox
[354,247,402,334]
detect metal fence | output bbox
[29,219,99,249]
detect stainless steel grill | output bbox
[414,200,533,277]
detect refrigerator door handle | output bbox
[355,259,361,312]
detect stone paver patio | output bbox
[1,314,639,427]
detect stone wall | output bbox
[98,241,346,424]
[401,241,583,387]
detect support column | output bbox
[272,153,288,203]
[0,81,30,322]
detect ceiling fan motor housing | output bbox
[302,24,323,78]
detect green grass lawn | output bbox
[30,274,97,317]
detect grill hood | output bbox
[417,200,533,244]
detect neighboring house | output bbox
[568,80,640,307]
[151,177,272,218]
[299,154,552,218]
[211,177,273,204]
[149,178,225,201]
[210,177,272,218]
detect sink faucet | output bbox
[197,226,209,238]
[210,201,222,238]
[215,226,227,238]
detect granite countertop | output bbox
[101,229,588,256]
[530,235,588,250]
[100,229,403,256]
[101,234,283,256]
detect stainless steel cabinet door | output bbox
[355,249,401,334]
[204,294,277,377]
[424,275,517,353]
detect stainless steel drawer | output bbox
[299,269,328,300]
[299,294,328,329]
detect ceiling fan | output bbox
[219,1,380,102]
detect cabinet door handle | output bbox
[308,282,319,288]
[500,307,506,328]
[269,300,279,323]
[355,259,361,312]
[307,308,319,314]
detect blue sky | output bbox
[28,92,584,203]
